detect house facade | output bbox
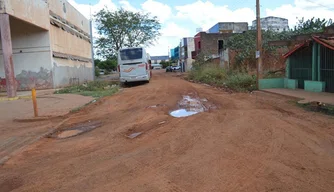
[284,36,334,93]
[260,35,334,93]
[179,37,195,71]
[0,0,93,97]
[192,32,232,68]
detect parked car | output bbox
[166,66,173,72]
[171,66,181,71]
[99,69,105,75]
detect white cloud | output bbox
[265,0,334,27]
[67,0,117,19]
[141,0,172,23]
[175,1,255,31]
[161,22,191,37]
[147,37,174,56]
[146,22,191,56]
[67,0,334,56]
[119,0,138,12]
[68,0,177,56]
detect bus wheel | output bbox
[120,82,127,87]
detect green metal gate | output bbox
[320,45,334,93]
[289,46,312,89]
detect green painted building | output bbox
[260,36,334,93]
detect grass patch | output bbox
[296,101,334,116]
[188,65,256,92]
[262,69,285,79]
[55,81,119,98]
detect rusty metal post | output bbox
[0,14,16,98]
[31,88,38,117]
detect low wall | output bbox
[304,80,325,92]
[52,58,93,88]
[0,16,53,91]
[259,78,300,90]
[286,79,298,90]
[259,78,284,89]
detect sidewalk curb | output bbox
[0,95,32,101]
[13,115,65,123]
[256,90,303,101]
[0,117,71,166]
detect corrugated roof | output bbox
[312,36,334,50]
[283,42,309,58]
[283,35,334,58]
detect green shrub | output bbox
[188,65,227,85]
[225,73,256,92]
[188,64,257,92]
[95,67,100,77]
[104,70,111,75]
[55,80,119,98]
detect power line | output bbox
[304,0,334,10]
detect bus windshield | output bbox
[120,48,143,60]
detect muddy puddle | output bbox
[170,95,212,118]
[50,121,102,139]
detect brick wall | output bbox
[200,32,231,56]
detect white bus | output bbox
[117,47,152,83]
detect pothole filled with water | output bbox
[50,121,103,139]
[170,109,199,118]
[170,95,211,118]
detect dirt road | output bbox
[1,71,334,192]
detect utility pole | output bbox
[89,4,95,80]
[0,14,17,98]
[256,0,263,89]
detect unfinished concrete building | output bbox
[252,16,289,32]
[192,32,232,68]
[208,22,248,34]
[0,0,93,97]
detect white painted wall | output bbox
[0,16,53,90]
[186,37,195,71]
[0,0,50,30]
[0,0,93,90]
[50,25,92,58]
[48,0,90,34]
[52,58,93,88]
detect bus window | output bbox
[120,48,143,60]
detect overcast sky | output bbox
[69,0,334,56]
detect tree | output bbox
[226,29,295,70]
[96,59,118,72]
[226,17,333,69]
[160,61,172,69]
[294,17,333,34]
[95,8,161,59]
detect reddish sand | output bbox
[1,70,333,192]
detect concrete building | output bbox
[179,37,195,71]
[252,16,289,32]
[208,22,248,34]
[151,56,169,64]
[170,46,180,61]
[0,0,93,97]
